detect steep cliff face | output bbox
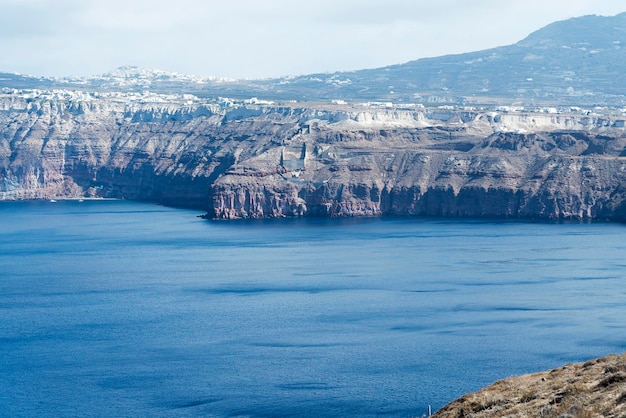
[210,118,626,221]
[2,91,626,220]
[0,94,303,209]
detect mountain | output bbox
[2,13,626,106]
[254,12,626,105]
[3,13,626,221]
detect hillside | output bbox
[312,12,626,105]
[3,13,626,105]
[434,353,626,418]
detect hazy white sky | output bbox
[1,0,625,79]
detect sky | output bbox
[0,0,625,79]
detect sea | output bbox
[1,200,625,417]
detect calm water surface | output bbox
[1,200,625,417]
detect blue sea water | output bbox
[1,200,625,417]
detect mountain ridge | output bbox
[3,13,626,105]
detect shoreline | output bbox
[3,197,625,224]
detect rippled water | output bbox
[1,200,625,417]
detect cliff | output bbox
[2,90,626,220]
[433,353,626,418]
[0,92,272,209]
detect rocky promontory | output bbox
[433,353,626,418]
[2,89,626,220]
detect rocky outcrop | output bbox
[2,91,626,220]
[433,353,626,418]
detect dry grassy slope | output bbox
[433,353,626,418]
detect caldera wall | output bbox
[2,92,626,220]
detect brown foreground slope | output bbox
[434,353,626,418]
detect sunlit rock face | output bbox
[2,92,626,220]
[210,119,626,221]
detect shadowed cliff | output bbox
[2,93,626,220]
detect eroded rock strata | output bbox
[2,93,626,220]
